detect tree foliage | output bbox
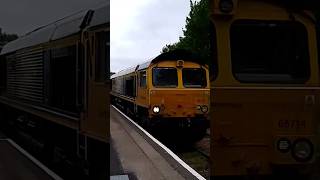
[0,28,18,50]
[162,0,210,64]
[162,0,320,66]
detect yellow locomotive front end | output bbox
[146,58,210,139]
[149,61,210,117]
[210,0,320,178]
[112,50,210,141]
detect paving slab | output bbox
[110,106,185,180]
[0,139,62,180]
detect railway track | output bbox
[195,132,210,159]
[176,133,210,179]
[195,147,209,159]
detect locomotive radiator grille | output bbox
[6,49,44,104]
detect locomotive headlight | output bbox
[292,139,313,162]
[219,0,234,13]
[153,106,160,114]
[201,105,208,113]
[277,138,291,153]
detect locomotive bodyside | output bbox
[0,5,110,179]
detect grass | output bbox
[178,151,209,179]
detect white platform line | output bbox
[5,139,63,180]
[112,105,206,180]
[110,175,129,180]
[213,86,320,90]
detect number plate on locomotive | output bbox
[278,119,306,129]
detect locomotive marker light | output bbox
[276,138,291,153]
[292,139,313,162]
[212,0,237,15]
[219,0,234,13]
[201,105,208,113]
[153,106,160,114]
[176,60,184,68]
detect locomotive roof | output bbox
[111,66,138,79]
[136,61,152,71]
[136,49,203,70]
[111,49,204,79]
[0,4,109,55]
[87,5,109,29]
[271,0,319,10]
[150,49,203,65]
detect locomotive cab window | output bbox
[95,31,109,82]
[183,68,207,88]
[152,67,178,87]
[230,20,310,83]
[125,75,136,97]
[50,46,77,113]
[140,71,147,88]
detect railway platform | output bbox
[0,135,62,180]
[110,106,205,180]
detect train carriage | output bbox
[0,4,109,179]
[209,0,320,178]
[111,50,210,140]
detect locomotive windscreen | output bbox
[182,68,207,88]
[152,67,178,87]
[230,20,310,83]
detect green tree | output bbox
[0,28,18,51]
[161,0,210,64]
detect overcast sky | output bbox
[0,0,106,35]
[111,0,191,72]
[0,0,192,73]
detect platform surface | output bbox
[0,138,61,180]
[110,106,185,180]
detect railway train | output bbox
[0,4,109,179]
[111,50,210,140]
[210,0,319,178]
